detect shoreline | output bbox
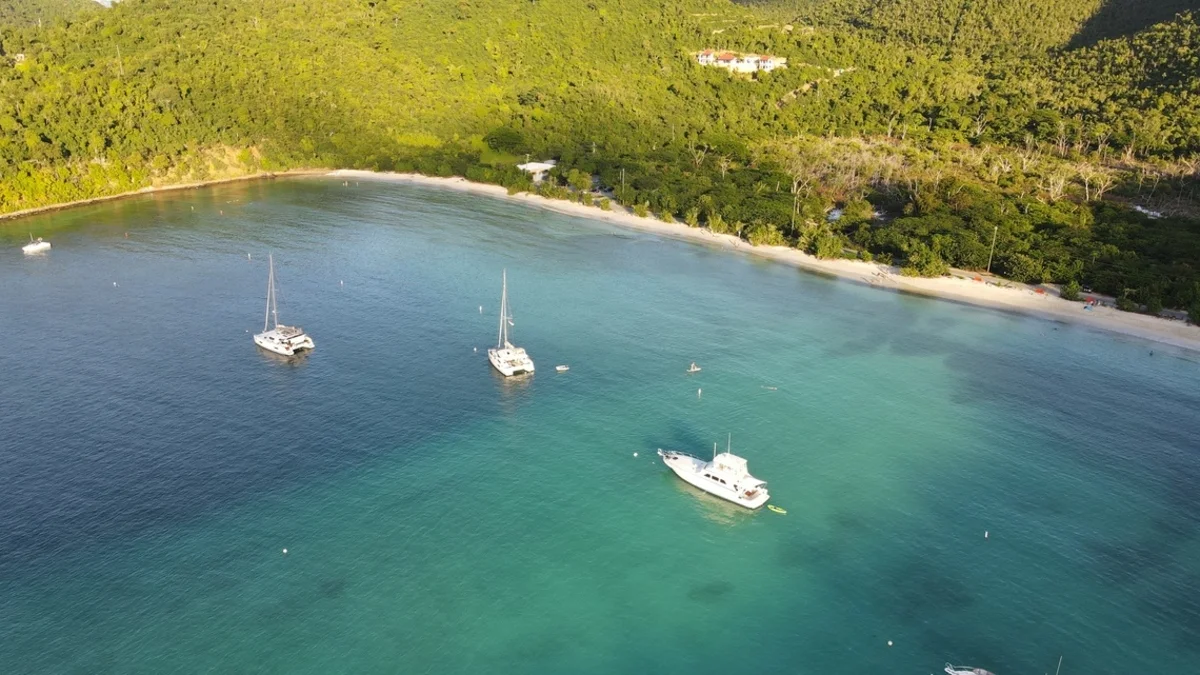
[328,169,1200,354]
[0,169,327,223]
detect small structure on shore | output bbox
[517,159,557,184]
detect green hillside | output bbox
[0,0,99,28]
[740,0,1200,56]
[1,0,1199,316]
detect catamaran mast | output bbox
[271,255,280,329]
[263,254,273,332]
[496,269,509,349]
[263,253,280,331]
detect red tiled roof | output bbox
[716,52,736,61]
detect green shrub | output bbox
[902,244,949,277]
[1060,279,1081,301]
[1116,296,1139,312]
[814,233,842,259]
[746,222,786,247]
[598,198,612,211]
[633,202,650,218]
[708,213,729,234]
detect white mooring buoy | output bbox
[282,548,288,555]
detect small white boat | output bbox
[556,365,569,372]
[657,435,769,509]
[22,234,51,254]
[253,254,315,356]
[686,362,701,373]
[487,270,534,377]
[945,664,998,675]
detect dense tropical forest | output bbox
[0,0,97,28]
[2,0,1199,318]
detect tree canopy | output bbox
[1,0,1198,316]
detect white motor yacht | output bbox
[22,235,51,254]
[253,254,314,356]
[945,664,997,675]
[488,269,534,376]
[657,436,769,509]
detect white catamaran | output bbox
[487,269,534,377]
[657,435,770,509]
[253,254,314,356]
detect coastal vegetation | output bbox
[1,0,1199,318]
[0,0,97,28]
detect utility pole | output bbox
[986,225,998,274]
[620,167,625,196]
[116,45,125,79]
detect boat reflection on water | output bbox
[667,477,757,527]
[256,348,312,368]
[493,369,534,413]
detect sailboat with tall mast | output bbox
[253,254,315,356]
[487,269,534,376]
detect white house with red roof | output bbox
[696,50,786,74]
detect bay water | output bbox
[1,178,1198,674]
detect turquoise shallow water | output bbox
[2,178,1199,674]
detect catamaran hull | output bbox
[22,242,51,254]
[659,451,770,509]
[488,349,534,377]
[254,334,314,356]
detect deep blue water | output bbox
[1,177,1198,674]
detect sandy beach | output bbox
[0,170,326,223]
[329,169,1200,354]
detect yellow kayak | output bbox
[767,505,787,515]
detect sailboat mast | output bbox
[271,255,280,329]
[496,269,508,348]
[263,254,273,332]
